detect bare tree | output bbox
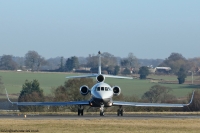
[127,53,139,69]
[0,55,18,70]
[24,51,46,71]
[121,53,139,70]
[86,52,118,74]
[101,52,118,67]
[36,56,47,71]
[188,57,200,73]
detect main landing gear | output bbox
[78,105,84,116]
[100,104,104,116]
[117,105,124,116]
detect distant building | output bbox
[146,65,156,74]
[155,67,171,74]
[75,67,91,73]
[197,67,200,75]
[148,68,156,73]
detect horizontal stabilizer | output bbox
[103,74,133,79]
[66,74,98,79]
[66,74,133,79]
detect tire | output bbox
[117,109,120,116]
[121,111,123,116]
[100,111,104,116]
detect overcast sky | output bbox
[0,0,200,59]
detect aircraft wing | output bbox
[113,91,194,107]
[8,101,90,106]
[113,101,189,107]
[5,88,89,106]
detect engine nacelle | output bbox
[112,86,121,96]
[96,74,105,82]
[80,85,90,95]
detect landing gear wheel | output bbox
[78,109,84,116]
[121,110,123,116]
[78,105,84,116]
[117,106,124,116]
[78,109,80,116]
[100,111,104,116]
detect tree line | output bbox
[0,51,200,84]
[1,51,199,73]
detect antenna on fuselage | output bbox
[98,51,101,74]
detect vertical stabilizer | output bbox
[98,51,101,74]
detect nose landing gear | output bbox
[100,104,104,116]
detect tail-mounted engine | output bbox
[80,85,90,95]
[96,74,105,82]
[112,86,121,96]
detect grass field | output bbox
[0,71,199,98]
[0,119,200,133]
[0,71,69,94]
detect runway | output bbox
[0,114,200,120]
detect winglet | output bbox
[186,90,195,106]
[4,88,13,104]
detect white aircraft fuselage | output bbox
[90,82,113,107]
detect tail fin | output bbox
[66,51,133,80]
[98,51,101,75]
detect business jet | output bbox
[5,51,194,116]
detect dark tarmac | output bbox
[0,114,200,120]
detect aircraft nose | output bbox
[99,92,112,99]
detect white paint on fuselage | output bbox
[91,82,113,99]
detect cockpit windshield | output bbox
[96,87,111,91]
[97,87,100,91]
[105,87,109,91]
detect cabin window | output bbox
[101,87,104,91]
[96,87,100,91]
